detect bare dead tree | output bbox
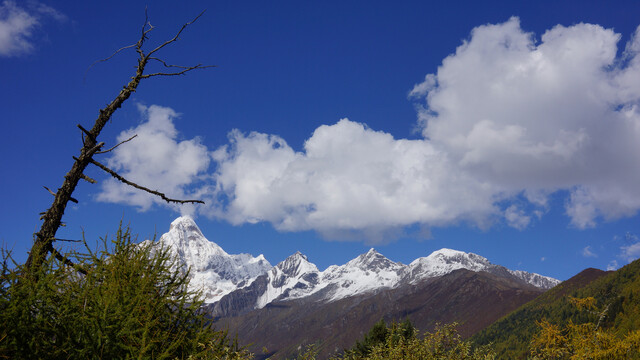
[24,11,213,277]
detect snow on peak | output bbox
[256,252,323,308]
[321,249,405,302]
[347,248,401,273]
[424,248,491,269]
[171,215,200,230]
[156,217,272,303]
[508,269,561,289]
[162,215,227,258]
[408,248,494,281]
[277,251,319,277]
[408,248,559,289]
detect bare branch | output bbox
[89,158,205,205]
[146,10,206,58]
[53,238,82,243]
[81,174,97,184]
[77,124,96,144]
[149,56,217,70]
[136,7,154,56]
[96,134,138,154]
[140,64,215,78]
[43,186,56,197]
[84,43,137,81]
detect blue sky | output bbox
[2,0,640,281]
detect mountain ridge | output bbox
[154,216,560,310]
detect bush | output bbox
[340,321,494,360]
[0,223,252,360]
[530,297,640,359]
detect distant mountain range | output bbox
[151,216,563,358]
[158,216,559,309]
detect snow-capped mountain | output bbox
[509,269,560,289]
[321,249,406,301]
[155,217,559,308]
[406,248,560,289]
[149,216,271,303]
[255,251,323,308]
[241,247,558,310]
[407,248,494,279]
[252,248,407,308]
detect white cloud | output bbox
[96,105,210,214]
[621,242,640,262]
[207,119,500,240]
[582,246,597,258]
[412,17,640,229]
[98,18,640,242]
[209,18,640,235]
[607,260,618,271]
[620,232,640,262]
[504,205,530,230]
[0,1,65,57]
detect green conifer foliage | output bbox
[340,320,494,360]
[0,223,251,360]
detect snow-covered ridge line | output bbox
[155,217,560,306]
[254,247,560,308]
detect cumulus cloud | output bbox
[412,17,640,229]
[97,105,210,214]
[0,1,65,57]
[99,18,640,242]
[207,119,499,238]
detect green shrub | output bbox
[0,223,252,360]
[340,321,494,360]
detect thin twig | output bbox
[53,238,82,243]
[96,134,138,154]
[89,159,205,205]
[136,7,154,56]
[146,10,206,58]
[43,186,56,196]
[84,43,137,81]
[140,64,214,78]
[148,56,217,70]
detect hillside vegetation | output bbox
[0,224,249,360]
[472,260,640,359]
